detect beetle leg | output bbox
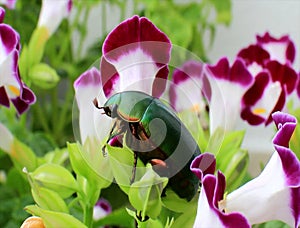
[130,151,138,184]
[101,121,118,156]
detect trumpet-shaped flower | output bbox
[238,33,298,126]
[256,32,296,64]
[169,60,205,113]
[74,67,111,144]
[37,0,72,37]
[221,111,300,227]
[74,16,171,145]
[191,153,250,228]
[0,7,35,114]
[101,15,171,98]
[204,57,253,134]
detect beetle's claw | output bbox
[102,145,107,157]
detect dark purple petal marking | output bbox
[101,15,171,97]
[241,72,270,125]
[297,72,300,98]
[190,153,216,181]
[0,24,20,54]
[200,172,250,228]
[100,57,119,98]
[0,86,9,107]
[103,15,171,63]
[272,111,297,148]
[237,44,270,67]
[265,89,286,125]
[11,85,36,115]
[256,32,296,64]
[206,57,252,86]
[265,60,298,94]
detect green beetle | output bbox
[95,91,200,201]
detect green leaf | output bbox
[128,166,168,219]
[25,205,87,228]
[162,189,196,213]
[10,138,38,173]
[31,187,69,213]
[29,63,60,89]
[67,141,112,189]
[44,148,69,165]
[93,207,135,227]
[106,144,144,194]
[209,0,232,25]
[29,163,78,198]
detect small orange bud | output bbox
[20,216,45,228]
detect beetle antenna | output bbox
[93,98,107,114]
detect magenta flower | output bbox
[93,198,112,221]
[191,153,250,228]
[74,15,171,144]
[0,7,35,114]
[221,112,300,227]
[169,60,205,113]
[238,33,298,126]
[204,57,253,134]
[101,15,171,99]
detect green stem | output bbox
[83,204,94,228]
[33,100,51,134]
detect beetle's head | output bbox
[93,98,118,118]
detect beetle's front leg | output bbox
[130,152,138,184]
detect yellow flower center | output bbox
[253,107,266,115]
[8,85,20,96]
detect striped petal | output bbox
[101,15,171,98]
[222,112,300,227]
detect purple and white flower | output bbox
[74,15,171,145]
[0,7,35,114]
[191,153,250,228]
[221,112,300,227]
[93,198,112,221]
[204,57,253,134]
[169,60,205,113]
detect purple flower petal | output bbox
[11,85,36,115]
[93,198,112,220]
[204,58,253,133]
[169,60,204,112]
[265,60,298,94]
[0,86,9,106]
[256,32,296,64]
[224,112,300,227]
[101,15,171,98]
[74,67,112,144]
[237,44,270,68]
[272,111,297,148]
[241,71,283,125]
[194,172,250,228]
[190,153,216,181]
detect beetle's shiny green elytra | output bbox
[100,91,200,201]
